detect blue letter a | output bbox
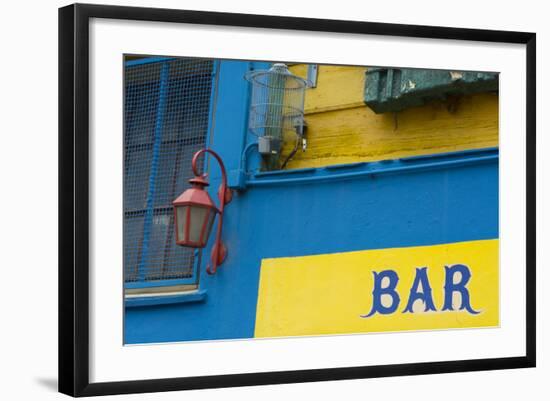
[362,270,400,318]
[402,267,436,313]
[442,264,480,314]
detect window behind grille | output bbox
[123,57,215,286]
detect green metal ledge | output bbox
[364,67,499,114]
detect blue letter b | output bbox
[362,270,400,318]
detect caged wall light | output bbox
[245,63,307,170]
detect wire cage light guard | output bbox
[245,63,307,170]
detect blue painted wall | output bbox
[124,60,498,344]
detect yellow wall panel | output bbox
[283,64,498,169]
[289,64,366,113]
[255,239,499,338]
[283,94,498,169]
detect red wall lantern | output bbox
[172,149,232,275]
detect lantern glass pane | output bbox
[189,206,209,244]
[176,205,188,242]
[202,209,216,244]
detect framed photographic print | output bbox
[58,3,536,397]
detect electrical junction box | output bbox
[258,136,282,155]
[364,68,498,114]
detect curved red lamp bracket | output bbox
[191,149,232,275]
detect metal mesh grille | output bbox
[124,57,214,284]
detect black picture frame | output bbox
[59,3,536,397]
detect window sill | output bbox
[246,147,498,187]
[125,289,207,308]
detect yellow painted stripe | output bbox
[255,239,499,338]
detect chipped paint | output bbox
[450,71,464,81]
